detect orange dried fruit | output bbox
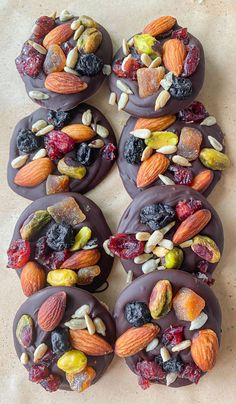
[177,127,203,161]
[43,44,66,75]
[137,67,165,98]
[46,174,70,195]
[47,197,86,226]
[173,287,205,321]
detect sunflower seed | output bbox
[109,92,116,106]
[20,352,29,365]
[32,148,47,160]
[141,53,152,67]
[172,340,191,352]
[74,25,85,41]
[60,9,74,22]
[141,146,153,161]
[158,239,174,250]
[189,312,208,331]
[200,116,217,126]
[156,145,177,154]
[28,40,47,55]
[64,66,79,76]
[147,230,164,246]
[49,11,57,19]
[160,346,171,362]
[155,90,171,111]
[66,47,79,68]
[149,56,162,68]
[166,372,178,386]
[152,246,169,257]
[142,258,160,274]
[172,155,191,166]
[208,136,223,151]
[32,119,47,133]
[122,39,129,56]
[130,128,151,139]
[85,313,96,335]
[71,18,81,30]
[11,154,28,168]
[29,91,49,100]
[134,253,153,264]
[146,338,159,352]
[158,174,175,185]
[102,64,112,75]
[88,139,104,148]
[33,343,48,363]
[144,244,155,253]
[94,317,106,336]
[160,221,176,235]
[35,124,54,136]
[116,80,133,94]
[157,265,166,270]
[127,37,134,47]
[180,239,193,248]
[82,109,92,126]
[72,304,90,318]
[118,93,129,111]
[136,232,151,241]
[126,270,133,283]
[160,74,173,90]
[92,124,109,138]
[121,54,132,71]
[99,300,109,311]
[64,318,87,330]
[103,239,114,257]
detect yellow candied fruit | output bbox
[57,350,87,374]
[47,269,78,287]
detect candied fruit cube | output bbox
[173,287,205,321]
[66,366,96,392]
[137,67,165,98]
[46,175,70,195]
[47,197,86,226]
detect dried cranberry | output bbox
[49,250,71,269]
[61,41,74,56]
[44,130,75,160]
[171,27,189,44]
[108,234,145,259]
[136,360,166,381]
[7,239,31,269]
[32,16,55,39]
[177,101,207,123]
[29,365,49,383]
[179,363,201,384]
[35,236,71,269]
[40,374,61,392]
[113,57,142,80]
[183,45,200,77]
[175,198,203,221]
[197,260,209,273]
[101,143,116,160]
[169,165,193,185]
[162,325,184,347]
[138,376,150,390]
[15,42,45,78]
[39,349,57,366]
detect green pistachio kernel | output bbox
[199,148,230,170]
[58,157,86,179]
[70,226,92,251]
[133,34,158,55]
[165,247,184,269]
[20,210,51,240]
[145,131,178,149]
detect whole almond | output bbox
[45,72,88,94]
[163,39,186,77]
[38,291,67,332]
[191,329,219,372]
[43,23,73,49]
[173,209,212,245]
[137,153,170,188]
[143,16,177,36]
[134,115,176,132]
[62,124,95,142]
[61,249,101,269]
[14,158,54,187]
[21,261,46,297]
[69,329,113,356]
[191,170,214,193]
[115,323,160,358]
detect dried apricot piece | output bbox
[137,67,165,98]
[66,366,96,392]
[47,197,86,226]
[46,174,70,195]
[43,44,66,75]
[173,287,205,321]
[177,127,203,161]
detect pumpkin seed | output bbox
[72,304,90,319]
[64,318,87,330]
[28,40,47,55]
[92,124,109,138]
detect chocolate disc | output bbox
[8,192,114,293]
[13,286,116,391]
[114,270,221,388]
[7,104,117,201]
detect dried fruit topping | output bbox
[101,143,116,160]
[77,28,102,54]
[16,314,34,348]
[61,249,101,269]
[66,366,96,392]
[173,287,205,321]
[162,325,184,347]
[35,236,70,269]
[165,247,184,269]
[29,364,49,383]
[15,42,45,78]
[7,239,31,269]
[183,45,200,77]
[136,360,165,390]
[51,327,70,355]
[76,143,96,166]
[177,127,203,161]
[77,265,101,285]
[38,349,56,367]
[38,291,67,332]
[179,363,201,384]
[175,198,203,221]
[169,76,192,99]
[113,57,142,80]
[69,329,113,356]
[124,136,146,165]
[57,350,87,374]
[169,165,193,185]
[137,67,165,97]
[47,110,71,129]
[177,101,207,123]
[47,197,86,226]
[125,302,151,327]
[137,153,170,188]
[44,130,75,160]
[145,131,178,149]
[32,16,55,39]
[108,234,145,259]
[159,355,184,373]
[197,260,209,273]
[163,39,186,77]
[143,16,177,37]
[17,129,41,153]
[76,53,103,76]
[140,203,175,231]
[46,174,70,195]
[46,222,75,251]
[20,210,51,240]
[40,374,61,392]
[57,157,87,179]
[171,27,189,44]
[61,41,74,56]
[173,209,211,245]
[43,44,66,75]
[149,280,172,319]
[47,269,78,287]
[191,236,221,263]
[134,34,159,55]
[191,329,219,372]
[199,148,230,171]
[21,261,46,297]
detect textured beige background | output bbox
[0,0,236,403]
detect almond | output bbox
[134,115,176,132]
[14,158,54,187]
[191,170,214,193]
[69,329,113,356]
[163,39,186,77]
[21,261,46,297]
[137,153,170,188]
[61,249,101,270]
[38,291,67,332]
[143,16,177,36]
[173,209,212,245]
[191,329,219,372]
[62,124,95,142]
[45,72,88,94]
[43,23,73,49]
[115,324,160,358]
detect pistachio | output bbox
[33,343,48,363]
[20,352,29,365]
[158,174,175,185]
[102,64,112,75]
[136,231,151,241]
[91,124,109,138]
[103,239,114,257]
[116,79,133,95]
[60,9,74,22]
[133,34,158,55]
[79,15,96,28]
[94,317,106,336]
[20,210,51,240]
[149,280,172,319]
[172,340,191,352]
[66,47,79,68]
[109,92,116,105]
[88,139,104,148]
[57,350,87,374]
[142,258,160,274]
[199,148,230,170]
[16,315,34,348]
[29,91,49,100]
[77,265,101,285]
[155,90,171,111]
[130,128,151,139]
[58,157,86,179]
[85,313,96,335]
[118,92,129,111]
[126,270,133,284]
[32,119,47,133]
[189,312,208,331]
[72,304,90,319]
[141,146,153,161]
[35,124,54,136]
[122,38,129,56]
[77,28,102,54]
[208,136,223,152]
[145,131,178,149]
[134,253,153,264]
[47,269,78,287]
[11,154,28,169]
[73,25,85,41]
[70,226,92,251]
[172,155,192,167]
[82,109,92,126]
[32,148,47,160]
[146,338,159,352]
[200,116,217,126]
[191,235,221,263]
[165,247,184,269]
[64,318,87,330]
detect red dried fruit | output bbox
[32,16,55,39]
[177,101,207,123]
[138,376,150,390]
[136,360,166,384]
[15,42,45,78]
[108,234,145,259]
[40,374,61,392]
[44,130,75,160]
[183,45,200,77]
[35,236,71,269]
[61,41,74,56]
[171,27,189,44]
[29,365,49,383]
[179,363,201,384]
[113,57,142,80]
[197,260,209,273]
[39,349,57,367]
[101,143,116,160]
[196,272,215,286]
[7,239,31,269]
[176,198,203,221]
[169,165,193,185]
[162,325,184,347]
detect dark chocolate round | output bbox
[117,185,224,278]
[13,286,116,391]
[7,104,117,201]
[113,270,221,388]
[10,192,114,292]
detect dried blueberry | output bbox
[140,203,176,231]
[46,222,75,251]
[125,302,151,327]
[47,110,71,129]
[124,135,146,165]
[76,53,103,76]
[76,142,95,166]
[169,76,192,99]
[51,327,70,355]
[16,129,41,153]
[162,356,184,373]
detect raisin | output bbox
[47,110,71,129]
[169,76,192,99]
[44,130,75,160]
[183,45,200,77]
[162,356,184,373]
[108,234,145,259]
[76,53,103,76]
[197,260,209,273]
[7,239,31,269]
[140,203,176,231]
[169,165,193,185]
[162,325,184,347]
[177,101,207,123]
[46,223,75,251]
[17,129,41,153]
[136,360,166,381]
[175,198,203,221]
[51,327,70,355]
[171,28,189,44]
[101,143,116,160]
[40,374,61,392]
[124,135,146,165]
[29,365,49,383]
[76,143,95,166]
[15,42,45,78]
[125,302,151,327]
[35,236,71,269]
[179,363,201,384]
[113,57,142,81]
[32,16,55,39]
